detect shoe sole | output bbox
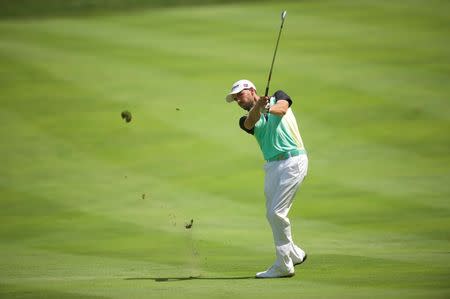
[255,273,295,279]
[294,253,307,267]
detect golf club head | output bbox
[281,10,287,21]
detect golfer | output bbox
[225,79,308,278]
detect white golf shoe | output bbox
[255,265,295,279]
[293,253,308,267]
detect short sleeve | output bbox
[239,116,254,135]
[274,90,292,107]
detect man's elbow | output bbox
[270,107,287,116]
[278,109,287,116]
[244,120,254,130]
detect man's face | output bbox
[233,89,255,111]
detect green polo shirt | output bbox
[239,90,306,161]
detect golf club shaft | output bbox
[265,11,287,97]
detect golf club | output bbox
[264,10,287,97]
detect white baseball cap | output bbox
[225,79,257,103]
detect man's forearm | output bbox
[244,105,262,130]
[269,100,289,116]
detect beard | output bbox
[241,102,254,111]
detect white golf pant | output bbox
[264,154,308,271]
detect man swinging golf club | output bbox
[225,11,308,279]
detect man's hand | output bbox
[257,96,270,113]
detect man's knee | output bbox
[266,209,287,224]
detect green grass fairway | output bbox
[1,1,449,298]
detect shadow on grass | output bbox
[125,275,255,282]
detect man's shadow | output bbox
[125,275,255,282]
